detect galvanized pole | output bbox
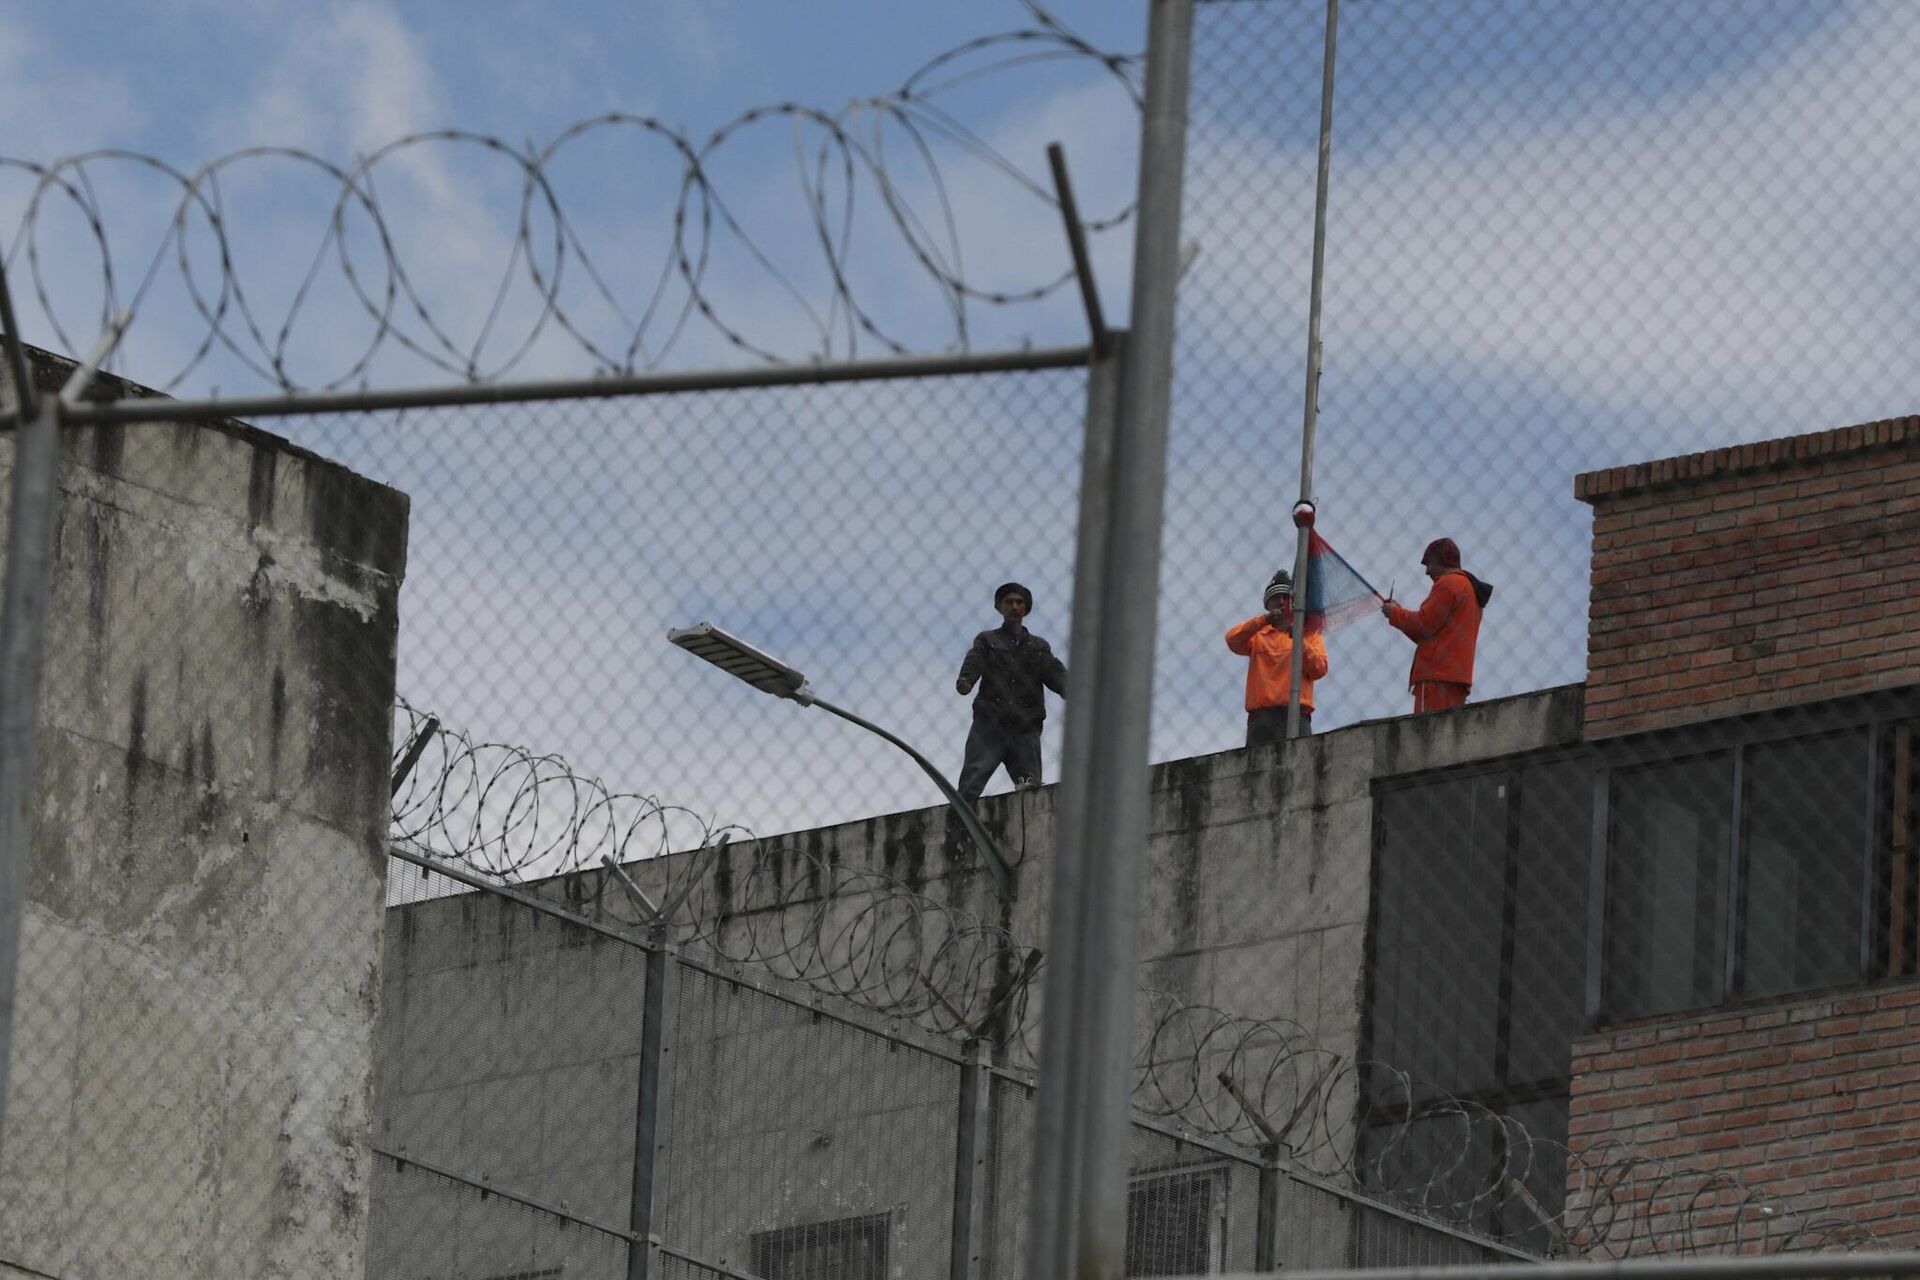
[1286,0,1341,740]
[0,259,57,1169]
[1024,0,1194,1276]
[627,941,680,1280]
[1024,332,1124,1280]
[1255,1144,1288,1270]
[949,1038,993,1280]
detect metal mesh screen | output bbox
[988,1073,1038,1279]
[659,1250,759,1280]
[0,400,400,1277]
[315,374,1087,850]
[1162,0,1920,1262]
[7,0,1920,1272]
[662,961,962,1279]
[373,870,648,1242]
[1124,1123,1259,1276]
[367,1154,631,1280]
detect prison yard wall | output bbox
[1566,979,1920,1254]
[605,682,1586,1083]
[1577,415,1920,739]
[374,685,1584,1273]
[0,347,408,1278]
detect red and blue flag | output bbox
[1302,531,1385,634]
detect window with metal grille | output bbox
[1363,753,1591,1251]
[1126,1163,1226,1277]
[1600,725,1877,1021]
[751,1211,889,1280]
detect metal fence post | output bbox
[1255,1144,1288,1271]
[1025,2,1194,1277]
[1025,328,1124,1280]
[950,1039,993,1280]
[628,940,680,1280]
[0,340,59,1172]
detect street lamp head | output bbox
[667,622,815,704]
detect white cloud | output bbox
[0,16,142,160]
[1186,4,1920,436]
[228,2,446,158]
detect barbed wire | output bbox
[0,3,1136,396]
[389,697,1033,1040]
[1128,990,1881,1258]
[388,698,1877,1257]
[1566,1138,1882,1259]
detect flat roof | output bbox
[1574,413,1920,503]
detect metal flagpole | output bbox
[1286,0,1341,740]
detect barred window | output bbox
[751,1212,889,1280]
[1601,726,1875,1021]
[1364,753,1591,1250]
[1126,1164,1226,1277]
[1605,753,1735,1018]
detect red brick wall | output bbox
[1575,417,1920,738]
[1565,983,1920,1254]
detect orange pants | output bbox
[1412,681,1470,714]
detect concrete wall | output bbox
[372,684,1584,1274]
[0,348,408,1278]
[1567,980,1920,1255]
[605,684,1585,1081]
[1576,415,1920,738]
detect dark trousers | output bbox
[1246,705,1311,748]
[958,719,1042,801]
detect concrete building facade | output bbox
[372,685,1585,1276]
[371,410,1920,1275]
[0,348,408,1278]
[1560,420,1920,1255]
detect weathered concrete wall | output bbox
[0,348,408,1277]
[607,683,1585,1075]
[372,685,1583,1274]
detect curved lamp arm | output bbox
[808,694,1016,901]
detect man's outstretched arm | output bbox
[1386,581,1456,642]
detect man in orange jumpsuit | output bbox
[1382,537,1493,714]
[1225,569,1329,745]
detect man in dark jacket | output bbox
[956,582,1068,800]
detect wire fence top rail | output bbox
[12,0,1920,1276]
[0,4,1138,401]
[382,700,1900,1261]
[1209,1255,1920,1280]
[25,341,1096,429]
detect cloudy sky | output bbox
[6,1,1919,849]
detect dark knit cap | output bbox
[1263,570,1293,607]
[1421,538,1462,570]
[995,581,1032,606]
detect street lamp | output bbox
[667,622,1016,900]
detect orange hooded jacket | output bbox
[1225,616,1329,712]
[1385,570,1488,688]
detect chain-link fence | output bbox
[6,0,1920,1276]
[0,371,403,1276]
[373,839,1528,1279]
[1171,0,1920,1263]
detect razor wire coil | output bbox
[0,3,1137,396]
[388,698,1878,1259]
